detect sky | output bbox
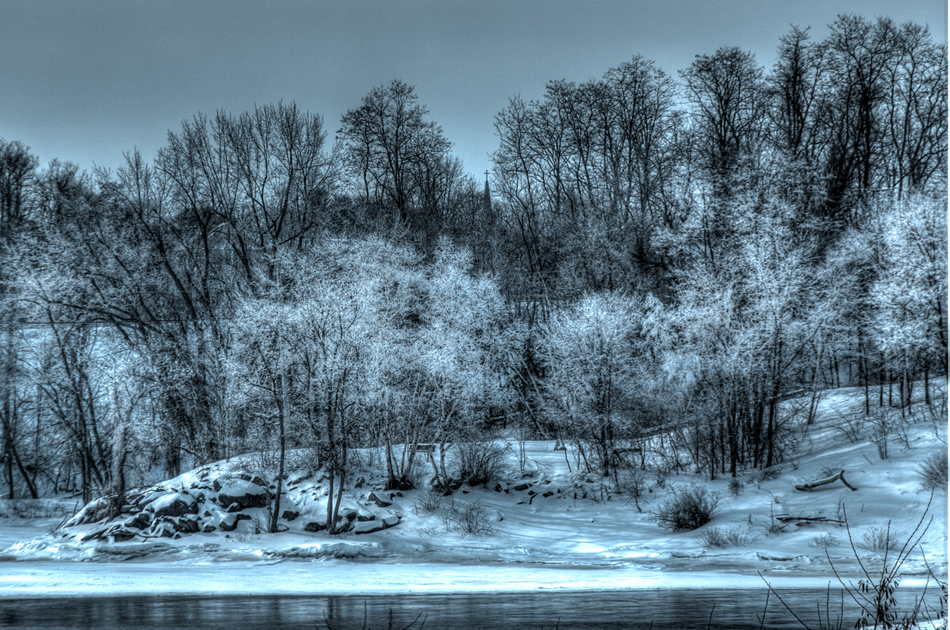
[1,0,946,182]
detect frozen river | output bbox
[0,587,936,629]
[0,558,940,629]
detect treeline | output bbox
[0,16,945,514]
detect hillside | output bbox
[2,385,945,596]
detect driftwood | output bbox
[775,515,843,525]
[795,470,858,492]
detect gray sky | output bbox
[2,0,946,181]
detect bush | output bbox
[808,533,839,549]
[728,477,744,498]
[440,498,495,536]
[412,493,442,515]
[701,525,755,549]
[749,466,782,489]
[618,470,648,512]
[652,484,721,531]
[857,526,898,553]
[455,441,510,487]
[918,452,948,490]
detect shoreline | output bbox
[0,558,940,599]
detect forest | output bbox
[0,15,945,533]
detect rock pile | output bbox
[60,468,402,543]
[63,471,274,542]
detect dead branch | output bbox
[794,470,858,492]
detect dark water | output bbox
[0,588,935,630]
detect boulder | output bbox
[124,512,152,530]
[177,515,200,533]
[215,474,272,510]
[304,521,327,532]
[134,490,168,510]
[213,472,267,492]
[356,508,376,522]
[218,513,251,532]
[151,493,198,519]
[281,510,300,521]
[148,519,177,538]
[368,492,392,508]
[354,520,386,535]
[333,521,353,534]
[107,526,138,542]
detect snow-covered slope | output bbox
[2,385,946,592]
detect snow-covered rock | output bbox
[148,492,198,519]
[213,474,272,510]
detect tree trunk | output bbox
[331,470,345,533]
[269,374,287,534]
[326,472,335,533]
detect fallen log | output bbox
[775,515,843,524]
[795,470,858,492]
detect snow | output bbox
[3,557,935,599]
[0,385,945,606]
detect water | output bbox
[0,588,936,630]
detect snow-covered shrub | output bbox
[857,526,898,553]
[918,452,948,490]
[652,484,721,531]
[749,465,783,489]
[439,498,495,536]
[728,477,744,497]
[701,525,754,549]
[809,533,839,549]
[412,493,442,515]
[454,441,510,487]
[617,469,648,512]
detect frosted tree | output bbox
[540,292,652,481]
[228,242,387,533]
[667,192,824,476]
[870,194,948,408]
[417,244,516,488]
[362,243,516,491]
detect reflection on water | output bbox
[0,588,932,629]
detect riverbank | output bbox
[0,386,945,609]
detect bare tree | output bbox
[680,47,768,198]
[0,140,38,498]
[339,80,453,251]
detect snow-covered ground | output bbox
[0,386,946,608]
